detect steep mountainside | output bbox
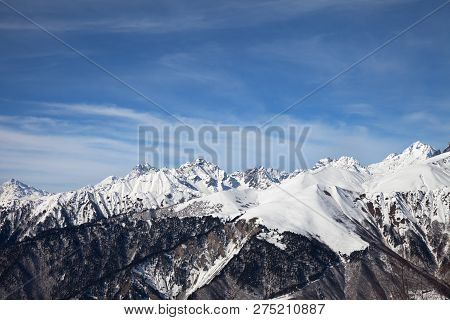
[0,141,448,299]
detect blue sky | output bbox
[0,0,449,191]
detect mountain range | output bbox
[0,141,448,299]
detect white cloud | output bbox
[344,103,375,116]
[0,125,136,191]
[43,102,166,125]
[0,102,413,192]
[402,111,450,131]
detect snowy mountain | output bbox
[170,143,448,257]
[312,156,369,174]
[0,159,285,240]
[230,166,291,189]
[368,141,439,175]
[92,158,239,211]
[0,178,48,205]
[0,141,449,300]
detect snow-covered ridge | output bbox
[230,166,292,190]
[1,141,448,219]
[1,141,448,300]
[89,158,239,211]
[152,141,449,257]
[0,158,294,215]
[0,178,48,204]
[368,141,439,175]
[0,158,295,240]
[1,140,443,201]
[310,141,441,176]
[312,156,368,174]
[1,141,449,257]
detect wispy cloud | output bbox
[0,0,417,33]
[344,103,375,116]
[402,111,450,131]
[0,124,136,191]
[43,102,166,124]
[0,101,413,191]
[249,36,349,76]
[0,0,447,192]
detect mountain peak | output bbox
[179,158,217,169]
[368,141,438,175]
[410,140,427,147]
[312,156,367,173]
[312,157,334,170]
[402,141,437,157]
[126,163,158,178]
[3,178,34,189]
[4,178,25,186]
[231,166,289,189]
[0,179,48,203]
